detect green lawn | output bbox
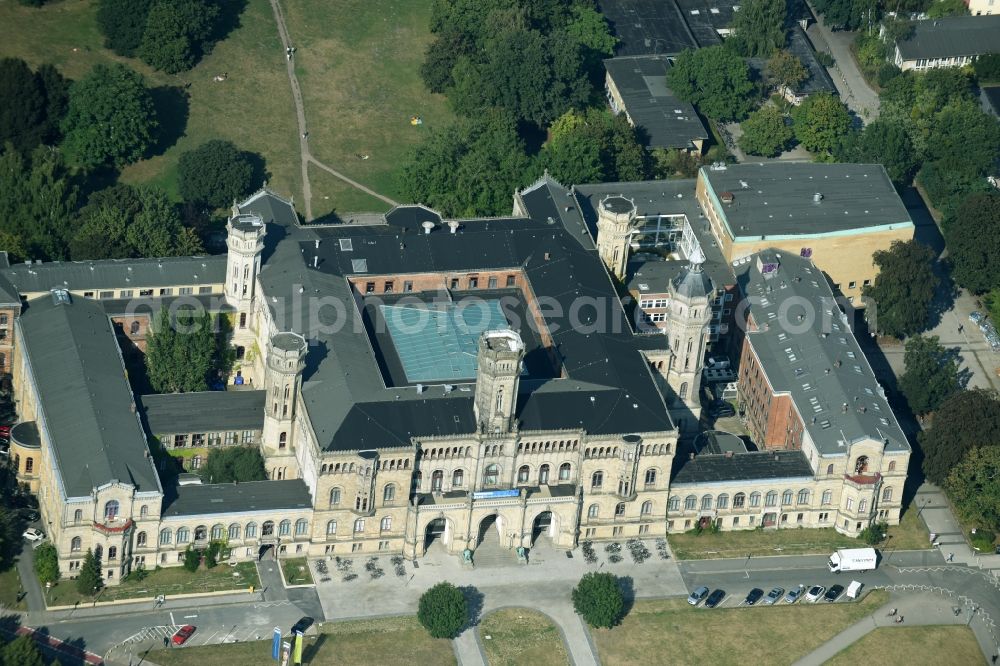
[308,163,392,222]
[827,625,983,666]
[0,0,301,201]
[283,0,454,206]
[45,561,259,607]
[592,590,888,666]
[281,557,313,585]
[0,566,26,611]
[151,615,455,666]
[479,609,569,666]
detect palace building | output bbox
[0,168,910,584]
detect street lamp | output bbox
[968,604,980,627]
[916,498,931,519]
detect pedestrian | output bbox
[959,325,964,334]
[948,552,955,562]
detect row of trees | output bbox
[739,92,852,157]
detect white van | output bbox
[846,580,864,600]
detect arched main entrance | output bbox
[424,518,448,551]
[477,514,500,548]
[531,511,553,545]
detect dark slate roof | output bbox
[139,391,266,434]
[0,256,226,294]
[895,15,1000,61]
[699,163,913,239]
[628,259,684,294]
[600,0,699,56]
[736,250,910,456]
[604,56,708,150]
[0,273,19,306]
[673,0,737,46]
[10,421,40,449]
[18,294,159,497]
[672,450,814,485]
[100,294,233,316]
[671,256,713,299]
[161,479,313,517]
[237,188,300,227]
[256,176,673,452]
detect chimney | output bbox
[313,256,318,268]
[314,239,320,249]
[721,191,735,204]
[421,221,434,235]
[689,452,696,460]
[448,220,460,234]
[813,193,823,203]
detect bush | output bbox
[33,542,59,584]
[970,529,996,553]
[858,522,888,546]
[815,51,835,68]
[183,545,200,572]
[76,548,103,596]
[572,572,624,628]
[417,581,467,638]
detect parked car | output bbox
[744,588,764,605]
[805,585,826,603]
[824,584,845,602]
[705,589,726,608]
[687,586,710,606]
[21,510,39,523]
[0,425,10,438]
[290,617,314,635]
[172,625,196,645]
[22,528,44,542]
[784,585,805,604]
[970,311,984,324]
[763,587,785,605]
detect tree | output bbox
[145,308,220,393]
[728,0,788,57]
[199,446,267,483]
[667,47,756,121]
[564,5,618,79]
[925,101,1000,178]
[572,572,624,628]
[765,50,808,96]
[899,336,960,416]
[178,140,256,208]
[139,0,221,74]
[835,121,917,186]
[927,0,967,17]
[33,542,60,585]
[791,92,851,155]
[61,63,158,168]
[739,106,793,157]
[72,184,191,260]
[96,0,155,57]
[652,147,702,179]
[1,635,45,666]
[974,53,1000,84]
[812,0,878,30]
[920,389,1000,485]
[540,108,651,185]
[417,582,467,638]
[945,193,1000,295]
[183,545,200,572]
[0,58,47,152]
[0,145,77,261]
[76,548,103,596]
[862,240,938,338]
[35,63,71,144]
[948,446,1000,532]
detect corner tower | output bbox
[595,195,637,281]
[261,331,307,479]
[474,329,525,435]
[665,247,714,429]
[225,213,266,327]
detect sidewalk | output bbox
[914,483,1000,573]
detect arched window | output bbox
[383,484,396,503]
[71,537,82,552]
[326,520,337,535]
[279,432,287,449]
[680,382,689,400]
[882,487,893,502]
[749,492,761,507]
[130,321,140,335]
[539,464,550,484]
[717,494,729,509]
[518,465,530,483]
[782,490,793,506]
[668,496,680,511]
[644,468,657,486]
[136,532,146,547]
[278,520,291,537]
[588,504,599,518]
[159,529,172,545]
[559,462,571,481]
[733,493,746,508]
[888,460,896,472]
[641,501,653,516]
[245,522,257,538]
[615,502,626,517]
[194,526,207,541]
[765,491,778,507]
[229,523,240,540]
[74,509,83,523]
[822,489,833,505]
[262,521,274,536]
[684,495,697,510]
[211,524,224,540]
[176,527,190,543]
[452,469,464,487]
[295,519,308,535]
[483,464,500,486]
[826,464,834,475]
[854,456,869,474]
[140,505,148,518]
[591,471,604,489]
[380,517,392,532]
[104,500,119,521]
[701,495,713,510]
[431,470,444,491]
[353,518,364,533]
[797,489,810,505]
[329,487,341,506]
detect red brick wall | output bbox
[110,315,151,353]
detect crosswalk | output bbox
[105,622,279,661]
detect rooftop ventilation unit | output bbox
[422,221,435,235]
[813,192,824,203]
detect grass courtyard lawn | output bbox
[284,0,455,205]
[281,557,313,585]
[151,615,455,666]
[883,503,932,551]
[827,625,983,666]
[45,561,259,607]
[0,566,26,611]
[479,609,569,666]
[308,164,392,221]
[0,0,301,201]
[592,590,888,666]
